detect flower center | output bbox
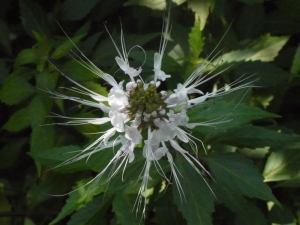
[127,81,167,131]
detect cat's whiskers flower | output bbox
[46,9,256,219]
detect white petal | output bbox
[109,110,126,132]
[125,125,142,145]
[99,103,110,113]
[153,147,168,160]
[103,128,116,145]
[175,128,189,143]
[170,140,188,153]
[115,56,129,71]
[90,94,108,102]
[187,88,204,95]
[128,151,135,163]
[88,117,110,125]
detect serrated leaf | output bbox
[207,126,298,150]
[36,71,58,90]
[51,33,86,59]
[112,194,138,225]
[67,195,111,225]
[19,0,50,37]
[263,149,300,182]
[30,123,54,147]
[29,145,85,173]
[212,184,267,225]
[233,61,290,87]
[188,0,213,30]
[215,34,289,63]
[60,0,100,21]
[173,156,215,225]
[124,0,166,10]
[0,74,35,105]
[249,34,289,61]
[50,178,105,225]
[188,18,204,59]
[14,49,39,68]
[188,101,278,133]
[28,95,53,127]
[2,108,31,132]
[203,153,280,206]
[155,188,186,224]
[108,150,169,195]
[291,44,300,75]
[30,125,55,174]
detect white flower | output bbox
[47,9,254,218]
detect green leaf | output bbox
[188,0,213,30]
[108,150,169,195]
[215,34,289,63]
[263,149,300,182]
[112,194,138,225]
[233,62,290,87]
[188,18,205,59]
[0,74,35,105]
[28,95,53,127]
[212,184,267,225]
[188,101,278,133]
[14,49,39,68]
[36,71,58,90]
[60,0,100,21]
[52,33,86,59]
[60,60,99,82]
[30,125,55,174]
[19,0,50,37]
[203,153,280,205]
[207,126,298,150]
[269,203,295,224]
[29,145,84,173]
[124,0,166,10]
[154,188,186,224]
[50,178,105,225]
[291,44,300,75]
[67,195,111,225]
[173,156,215,225]
[30,123,54,146]
[248,34,289,61]
[2,108,31,132]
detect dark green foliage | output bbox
[1,0,300,224]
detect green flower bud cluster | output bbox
[127,81,167,131]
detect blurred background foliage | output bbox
[1,0,300,224]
